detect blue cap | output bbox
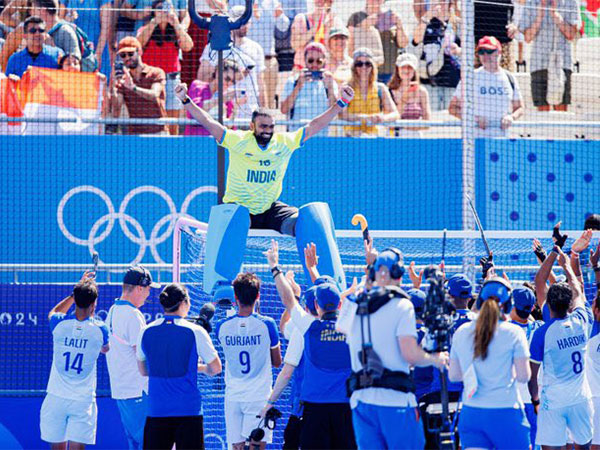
[302,285,318,315]
[315,284,341,311]
[314,275,336,286]
[479,277,512,306]
[213,285,235,302]
[512,286,535,313]
[407,288,426,315]
[447,274,473,299]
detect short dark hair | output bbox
[32,0,58,15]
[24,16,45,30]
[233,272,261,307]
[251,108,274,123]
[546,282,572,319]
[584,214,600,230]
[159,283,189,312]
[73,280,98,309]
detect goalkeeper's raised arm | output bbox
[174,82,226,142]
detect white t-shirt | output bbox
[200,37,265,120]
[284,328,304,367]
[586,321,600,398]
[530,307,592,410]
[343,296,418,409]
[216,313,279,402]
[46,313,109,402]
[453,67,522,138]
[194,0,221,14]
[105,300,148,399]
[450,320,529,408]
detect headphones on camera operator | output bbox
[245,407,282,450]
[476,276,513,314]
[347,250,415,397]
[368,247,405,282]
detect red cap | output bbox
[476,36,502,52]
[117,36,142,54]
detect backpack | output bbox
[49,21,98,72]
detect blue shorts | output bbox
[352,401,425,450]
[524,403,538,448]
[458,406,530,450]
[116,394,148,450]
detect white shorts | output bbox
[40,393,97,445]
[224,398,273,445]
[593,397,600,445]
[536,399,593,446]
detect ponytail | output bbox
[473,299,500,360]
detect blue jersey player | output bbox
[216,273,282,450]
[40,271,110,449]
[530,246,594,449]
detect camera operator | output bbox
[407,288,435,401]
[136,283,222,449]
[280,42,338,135]
[340,248,448,449]
[266,241,357,450]
[448,275,531,449]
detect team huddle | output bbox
[39,219,600,450]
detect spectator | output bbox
[342,48,399,137]
[198,5,266,123]
[348,0,408,83]
[410,0,461,111]
[5,16,63,78]
[280,42,337,134]
[29,0,83,69]
[184,59,242,136]
[474,0,516,70]
[0,0,30,70]
[113,36,168,135]
[181,0,226,88]
[449,36,523,138]
[129,0,189,35]
[274,0,307,73]
[388,52,431,136]
[520,0,580,111]
[326,26,353,85]
[230,0,290,109]
[347,10,385,69]
[137,0,193,135]
[61,0,112,77]
[290,0,342,71]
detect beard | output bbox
[126,57,140,70]
[255,132,273,147]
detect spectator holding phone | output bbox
[112,36,168,135]
[137,0,193,135]
[388,52,430,136]
[280,42,337,135]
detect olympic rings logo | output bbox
[57,185,217,265]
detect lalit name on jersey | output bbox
[63,337,89,349]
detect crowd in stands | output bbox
[0,0,592,136]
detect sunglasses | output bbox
[119,51,136,58]
[307,58,324,65]
[354,61,373,68]
[26,27,45,34]
[477,48,497,55]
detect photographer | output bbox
[136,283,221,449]
[448,276,531,449]
[341,249,448,449]
[280,42,337,135]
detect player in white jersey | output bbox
[588,242,600,449]
[530,245,593,448]
[40,272,110,448]
[215,273,282,450]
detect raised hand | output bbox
[533,238,547,262]
[174,82,188,102]
[571,229,593,253]
[265,239,279,268]
[408,261,423,289]
[304,243,319,271]
[552,222,568,248]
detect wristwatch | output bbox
[182,96,191,105]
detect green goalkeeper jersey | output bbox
[219,127,306,215]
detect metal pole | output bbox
[217,50,225,204]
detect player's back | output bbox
[531,307,592,409]
[586,320,600,395]
[47,313,109,401]
[216,313,279,401]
